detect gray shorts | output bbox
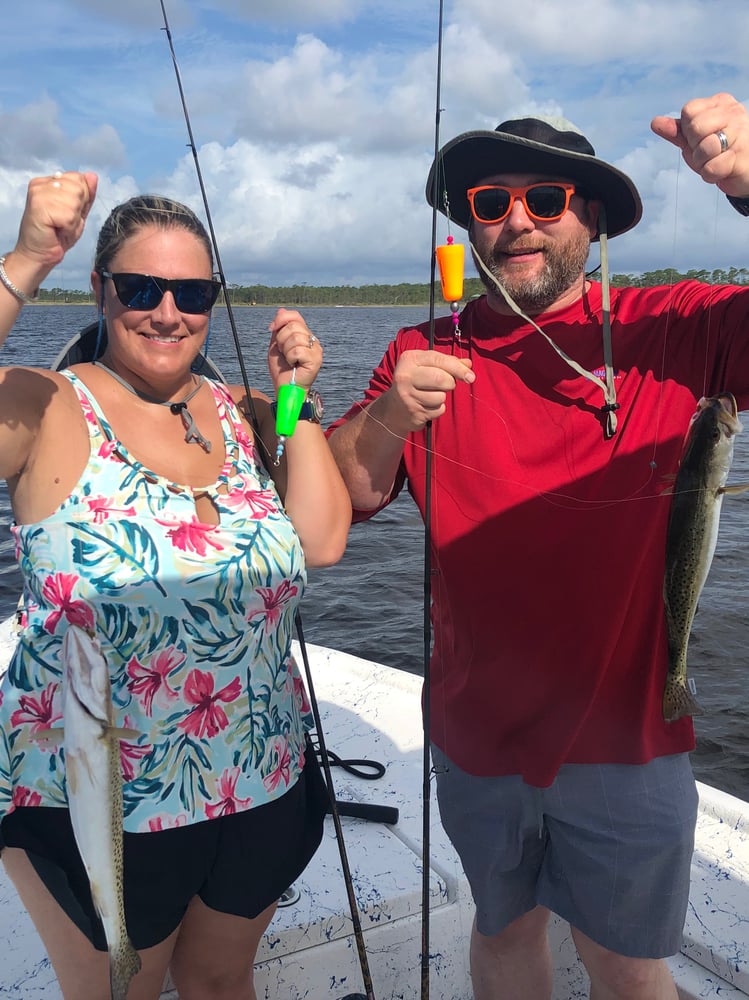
[431,745,698,958]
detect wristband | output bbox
[726,195,749,217]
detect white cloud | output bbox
[235,35,361,144]
[0,100,68,170]
[1,0,748,291]
[162,137,433,286]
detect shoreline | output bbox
[27,302,439,309]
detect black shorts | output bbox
[0,747,329,951]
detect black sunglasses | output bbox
[466,183,580,224]
[99,271,221,315]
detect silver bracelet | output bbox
[0,255,39,305]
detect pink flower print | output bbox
[215,394,229,420]
[223,481,277,519]
[127,647,183,715]
[281,669,311,714]
[177,670,242,739]
[12,786,42,809]
[10,682,61,737]
[85,496,137,525]
[97,439,120,460]
[205,767,253,819]
[119,716,151,782]
[235,426,253,450]
[262,736,292,793]
[79,396,98,426]
[159,518,225,556]
[247,580,299,629]
[147,814,188,832]
[292,673,311,714]
[41,574,94,635]
[120,740,150,782]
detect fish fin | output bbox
[720,482,749,496]
[109,937,141,1000]
[111,727,142,742]
[658,473,677,496]
[32,727,65,745]
[663,676,703,723]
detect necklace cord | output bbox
[94,360,213,453]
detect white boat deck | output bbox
[0,631,748,998]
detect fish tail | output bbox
[109,937,141,1000]
[662,676,703,723]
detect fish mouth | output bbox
[698,391,738,418]
[696,392,742,435]
[697,392,743,435]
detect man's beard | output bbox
[472,229,592,314]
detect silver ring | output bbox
[308,334,317,347]
[716,130,729,154]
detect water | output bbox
[2,305,748,800]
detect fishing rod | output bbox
[422,0,466,996]
[421,0,444,995]
[159,2,261,439]
[158,6,375,998]
[294,614,376,1000]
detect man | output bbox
[327,93,749,1000]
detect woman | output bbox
[0,171,351,999]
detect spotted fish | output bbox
[663,393,749,722]
[60,624,142,999]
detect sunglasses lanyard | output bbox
[468,206,619,439]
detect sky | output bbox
[1,0,749,292]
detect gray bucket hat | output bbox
[425,115,642,239]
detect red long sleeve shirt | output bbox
[330,282,749,786]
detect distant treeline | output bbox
[36,267,749,307]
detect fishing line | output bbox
[158,7,376,998]
[699,183,727,400]
[159,1,264,455]
[340,385,665,510]
[645,139,727,467]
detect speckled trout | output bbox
[61,624,141,999]
[663,393,749,722]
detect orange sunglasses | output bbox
[466,182,579,224]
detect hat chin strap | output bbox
[596,206,619,437]
[470,202,619,439]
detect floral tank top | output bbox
[0,370,312,833]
